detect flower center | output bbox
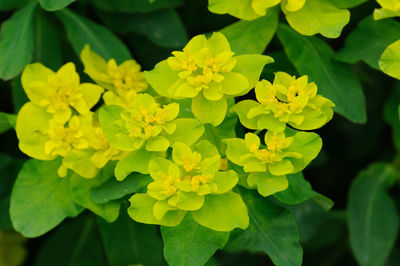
[107,59,148,93]
[123,104,172,139]
[168,50,236,89]
[45,76,81,112]
[44,117,88,156]
[182,152,202,172]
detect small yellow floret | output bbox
[44,75,82,113]
[182,152,202,172]
[106,59,148,93]
[44,116,88,157]
[168,49,236,89]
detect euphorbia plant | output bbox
[10,30,334,264]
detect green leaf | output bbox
[384,84,400,152]
[91,0,183,13]
[335,16,400,70]
[373,7,400,20]
[0,154,23,229]
[203,112,238,154]
[98,105,137,151]
[327,0,367,8]
[234,54,274,92]
[220,6,279,55]
[0,0,31,10]
[192,192,249,232]
[161,215,229,266]
[226,188,302,266]
[284,0,350,38]
[115,148,160,180]
[192,95,227,126]
[348,163,399,266]
[34,216,108,266]
[274,172,334,211]
[97,207,164,266]
[0,154,23,197]
[12,78,29,112]
[379,39,400,80]
[62,149,99,179]
[277,23,366,124]
[0,112,16,134]
[166,118,205,146]
[10,159,83,237]
[0,196,12,229]
[287,199,330,243]
[97,8,188,49]
[0,2,37,80]
[69,163,120,222]
[34,11,62,70]
[39,0,75,11]
[56,8,131,62]
[90,173,152,204]
[208,0,260,21]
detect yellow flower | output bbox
[119,94,179,150]
[128,141,247,232]
[81,45,148,109]
[21,62,104,123]
[84,122,123,168]
[145,32,271,125]
[44,116,88,158]
[233,72,334,132]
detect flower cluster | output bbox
[129,141,248,231]
[208,0,350,38]
[15,32,334,232]
[15,62,122,178]
[232,72,334,132]
[145,32,273,125]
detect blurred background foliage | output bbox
[0,0,399,265]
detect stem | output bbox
[205,124,218,146]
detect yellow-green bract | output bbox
[208,0,350,38]
[374,0,400,20]
[128,141,249,231]
[232,72,335,132]
[224,130,322,197]
[80,45,148,109]
[15,62,122,178]
[379,39,400,80]
[144,32,273,126]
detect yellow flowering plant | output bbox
[7,7,337,263]
[12,30,334,235]
[2,0,399,265]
